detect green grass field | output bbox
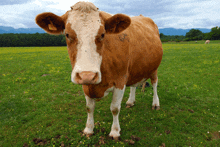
[0,42,220,146]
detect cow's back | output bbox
[125,15,163,86]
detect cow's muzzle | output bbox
[75,71,99,84]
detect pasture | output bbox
[0,42,219,146]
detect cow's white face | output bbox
[35,1,131,85]
[66,10,103,85]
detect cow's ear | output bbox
[105,14,131,34]
[35,12,66,35]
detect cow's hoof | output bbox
[109,135,120,141]
[109,131,120,140]
[126,102,135,108]
[83,128,94,137]
[152,106,160,110]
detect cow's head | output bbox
[35,2,131,85]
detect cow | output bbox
[205,40,210,44]
[35,1,163,139]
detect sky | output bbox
[0,0,219,29]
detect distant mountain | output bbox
[0,26,211,36]
[0,26,45,34]
[159,28,211,36]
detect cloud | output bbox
[0,0,63,28]
[0,0,220,29]
[0,0,34,5]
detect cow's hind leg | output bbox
[126,87,136,108]
[109,85,126,139]
[150,70,160,110]
[83,95,96,136]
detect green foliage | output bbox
[0,44,220,146]
[0,33,66,47]
[185,29,203,40]
[210,27,220,40]
[160,27,220,42]
[160,35,185,42]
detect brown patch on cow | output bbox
[105,14,131,34]
[118,33,129,42]
[48,21,57,31]
[95,25,105,55]
[112,108,119,115]
[35,12,67,35]
[99,11,112,23]
[65,23,78,70]
[150,70,158,84]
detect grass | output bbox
[0,42,219,146]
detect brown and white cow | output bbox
[35,2,163,139]
[205,40,210,44]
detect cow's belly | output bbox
[129,78,146,87]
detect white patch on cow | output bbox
[152,80,160,107]
[67,9,103,84]
[104,86,114,97]
[83,95,96,135]
[109,85,126,138]
[126,87,136,106]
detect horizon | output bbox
[0,26,215,30]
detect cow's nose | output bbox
[75,71,99,84]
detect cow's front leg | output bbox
[109,85,126,139]
[83,95,95,136]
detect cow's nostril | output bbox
[92,72,99,81]
[76,73,82,80]
[76,71,98,84]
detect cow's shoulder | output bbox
[130,15,159,35]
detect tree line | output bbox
[160,26,220,42]
[0,26,220,47]
[0,33,66,47]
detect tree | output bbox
[210,26,220,40]
[185,29,203,40]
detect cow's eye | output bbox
[65,33,69,38]
[65,33,75,42]
[101,33,105,38]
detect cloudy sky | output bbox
[0,0,219,29]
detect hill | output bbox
[0,26,45,34]
[0,26,211,36]
[159,28,211,36]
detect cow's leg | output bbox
[141,82,146,92]
[126,87,136,108]
[109,85,126,139]
[83,95,95,136]
[150,70,160,110]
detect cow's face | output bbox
[35,2,131,85]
